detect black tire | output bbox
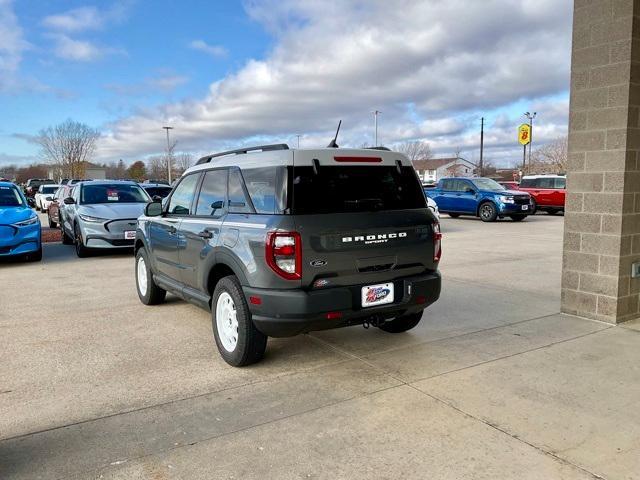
[212,275,267,367]
[529,198,537,215]
[74,223,90,258]
[510,215,527,222]
[48,214,57,228]
[135,248,166,305]
[448,213,461,218]
[61,224,73,245]
[547,209,558,215]
[479,202,498,222]
[379,312,423,333]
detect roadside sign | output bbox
[518,124,531,146]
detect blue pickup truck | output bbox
[425,177,532,222]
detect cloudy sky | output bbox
[0,0,572,167]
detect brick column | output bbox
[562,0,640,323]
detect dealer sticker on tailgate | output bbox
[361,283,394,308]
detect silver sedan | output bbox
[61,180,151,257]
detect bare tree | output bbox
[173,152,194,176]
[147,155,168,181]
[395,140,433,162]
[36,119,100,179]
[529,136,567,174]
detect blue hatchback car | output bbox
[0,181,42,261]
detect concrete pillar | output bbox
[562,0,640,323]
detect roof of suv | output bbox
[521,174,565,179]
[186,146,410,176]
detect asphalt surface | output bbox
[1,213,639,479]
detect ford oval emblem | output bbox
[310,259,327,267]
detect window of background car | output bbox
[441,179,455,191]
[0,186,24,206]
[144,186,173,199]
[471,178,504,191]
[228,169,253,214]
[519,178,535,188]
[81,184,149,205]
[555,177,566,189]
[41,185,59,195]
[536,178,555,189]
[195,169,227,217]
[242,167,282,214]
[168,173,200,215]
[290,166,426,214]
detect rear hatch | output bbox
[290,149,439,289]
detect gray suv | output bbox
[135,145,442,366]
[61,180,151,257]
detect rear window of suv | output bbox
[290,166,426,214]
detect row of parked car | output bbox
[423,174,566,222]
[0,178,173,261]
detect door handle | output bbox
[198,230,213,239]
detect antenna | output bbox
[327,120,342,148]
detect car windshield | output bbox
[143,186,172,198]
[472,178,505,192]
[80,184,149,204]
[0,186,24,207]
[41,185,59,194]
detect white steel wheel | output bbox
[216,292,239,352]
[137,256,148,297]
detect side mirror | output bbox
[145,201,163,217]
[465,188,476,194]
[63,197,75,205]
[27,198,36,208]
[210,200,224,210]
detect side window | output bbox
[242,167,278,214]
[168,173,200,215]
[538,178,554,189]
[441,179,454,191]
[195,169,227,217]
[228,169,253,214]
[555,177,566,189]
[519,178,534,188]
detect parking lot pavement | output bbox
[1,214,639,479]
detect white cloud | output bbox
[42,6,103,32]
[189,40,228,58]
[0,0,30,92]
[106,73,189,95]
[50,34,103,61]
[97,0,573,165]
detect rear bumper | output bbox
[243,271,441,337]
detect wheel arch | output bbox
[476,198,497,217]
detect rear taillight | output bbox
[266,231,302,280]
[433,223,442,262]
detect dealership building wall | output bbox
[563,0,640,323]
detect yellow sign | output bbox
[518,123,531,146]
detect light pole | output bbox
[296,134,301,149]
[162,126,174,184]
[479,117,484,177]
[524,111,536,169]
[372,110,381,146]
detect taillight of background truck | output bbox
[266,231,302,280]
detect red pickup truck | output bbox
[517,175,565,214]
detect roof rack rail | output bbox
[196,144,290,165]
[365,146,391,151]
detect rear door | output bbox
[289,155,438,291]
[535,177,555,206]
[178,168,227,290]
[434,179,456,211]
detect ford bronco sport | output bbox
[134,144,442,366]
